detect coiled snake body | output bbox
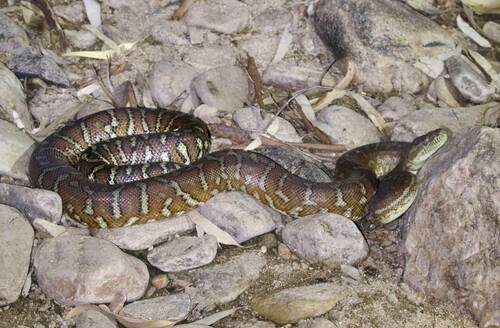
[29,107,449,228]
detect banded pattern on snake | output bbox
[29,107,449,228]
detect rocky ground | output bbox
[0,0,499,327]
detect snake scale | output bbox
[29,107,449,228]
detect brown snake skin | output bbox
[29,107,449,228]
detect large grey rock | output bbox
[282,214,369,266]
[316,106,382,149]
[403,127,500,326]
[120,293,191,321]
[0,62,32,131]
[197,192,279,243]
[0,119,35,182]
[91,215,195,251]
[0,205,34,306]
[33,235,149,305]
[0,183,62,223]
[313,0,455,94]
[251,283,349,324]
[392,102,498,142]
[147,235,218,272]
[192,66,253,113]
[169,251,266,318]
[183,0,251,34]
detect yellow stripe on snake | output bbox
[29,107,450,228]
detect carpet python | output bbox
[29,107,450,228]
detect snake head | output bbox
[406,127,451,174]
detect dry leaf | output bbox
[193,307,240,325]
[456,15,491,48]
[467,49,500,90]
[188,211,241,247]
[348,92,388,137]
[83,0,101,26]
[271,24,293,64]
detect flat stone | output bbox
[0,119,35,182]
[65,29,97,49]
[147,235,218,272]
[53,3,86,24]
[91,215,195,251]
[150,21,190,46]
[403,127,500,325]
[169,251,266,318]
[197,192,279,243]
[376,95,417,125]
[0,205,34,306]
[0,183,62,223]
[237,34,280,68]
[10,50,70,87]
[316,106,382,149]
[184,0,251,34]
[251,283,348,324]
[75,310,118,328]
[33,235,148,305]
[446,55,495,104]
[313,0,455,94]
[233,106,302,143]
[0,62,32,131]
[192,65,253,113]
[282,214,369,266]
[120,293,191,321]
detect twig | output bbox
[173,0,196,19]
[237,135,346,153]
[93,67,118,108]
[246,55,265,109]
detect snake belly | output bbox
[29,107,447,228]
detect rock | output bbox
[0,183,62,223]
[251,283,348,324]
[316,106,382,148]
[33,235,148,305]
[297,318,336,328]
[147,235,218,272]
[10,49,70,87]
[313,0,455,94]
[91,215,195,251]
[483,21,500,43]
[0,62,32,131]
[197,192,279,243]
[237,34,280,68]
[65,29,97,49]
[0,205,34,306]
[255,146,332,183]
[151,21,190,46]
[282,213,369,266]
[376,95,417,125]
[120,293,191,321]
[446,55,495,104]
[193,104,221,124]
[262,62,338,90]
[53,3,86,24]
[252,6,293,34]
[340,264,362,281]
[0,119,36,182]
[192,66,253,113]
[169,251,266,318]
[184,0,251,34]
[149,60,200,111]
[391,102,498,142]
[75,310,118,328]
[151,274,169,290]
[0,13,31,58]
[402,127,500,325]
[233,107,302,143]
[184,45,240,71]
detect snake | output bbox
[29,107,450,228]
